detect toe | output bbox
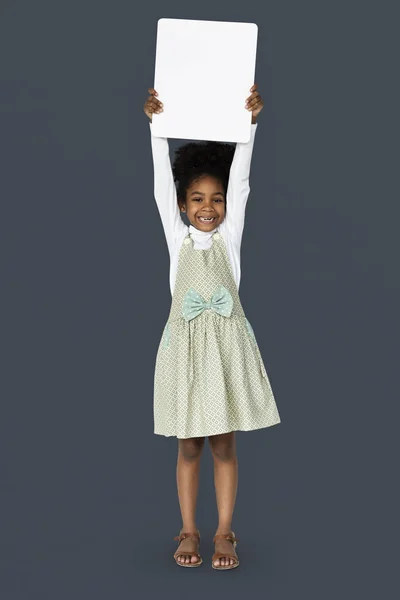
[214,558,220,567]
[191,555,198,563]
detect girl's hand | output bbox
[144,88,164,122]
[245,84,264,123]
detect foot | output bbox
[213,531,238,568]
[174,530,201,565]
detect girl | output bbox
[144,85,281,570]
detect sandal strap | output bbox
[213,532,239,544]
[173,530,201,543]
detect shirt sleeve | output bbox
[149,122,185,255]
[222,123,258,245]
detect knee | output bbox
[178,437,205,462]
[209,433,236,462]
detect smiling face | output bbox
[179,175,226,232]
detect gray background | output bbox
[1,1,398,598]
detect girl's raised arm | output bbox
[145,89,185,256]
[149,125,185,255]
[222,123,258,244]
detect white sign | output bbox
[151,18,258,143]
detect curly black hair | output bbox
[172,140,235,205]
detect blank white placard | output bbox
[151,18,258,143]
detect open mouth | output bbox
[198,216,216,223]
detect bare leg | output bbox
[209,431,239,567]
[175,436,205,565]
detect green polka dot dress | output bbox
[153,230,281,439]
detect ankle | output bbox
[215,526,232,535]
[181,525,198,534]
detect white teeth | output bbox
[199,217,215,221]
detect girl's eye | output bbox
[192,197,224,202]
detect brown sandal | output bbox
[212,531,240,570]
[173,530,203,567]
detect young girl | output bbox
[144,85,281,570]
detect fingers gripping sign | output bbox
[245,84,264,121]
[144,88,164,122]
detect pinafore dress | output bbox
[153,230,281,439]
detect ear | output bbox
[179,202,186,213]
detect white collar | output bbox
[188,224,219,237]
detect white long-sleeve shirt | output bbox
[149,122,258,296]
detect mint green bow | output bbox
[182,285,234,322]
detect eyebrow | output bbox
[190,191,225,196]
